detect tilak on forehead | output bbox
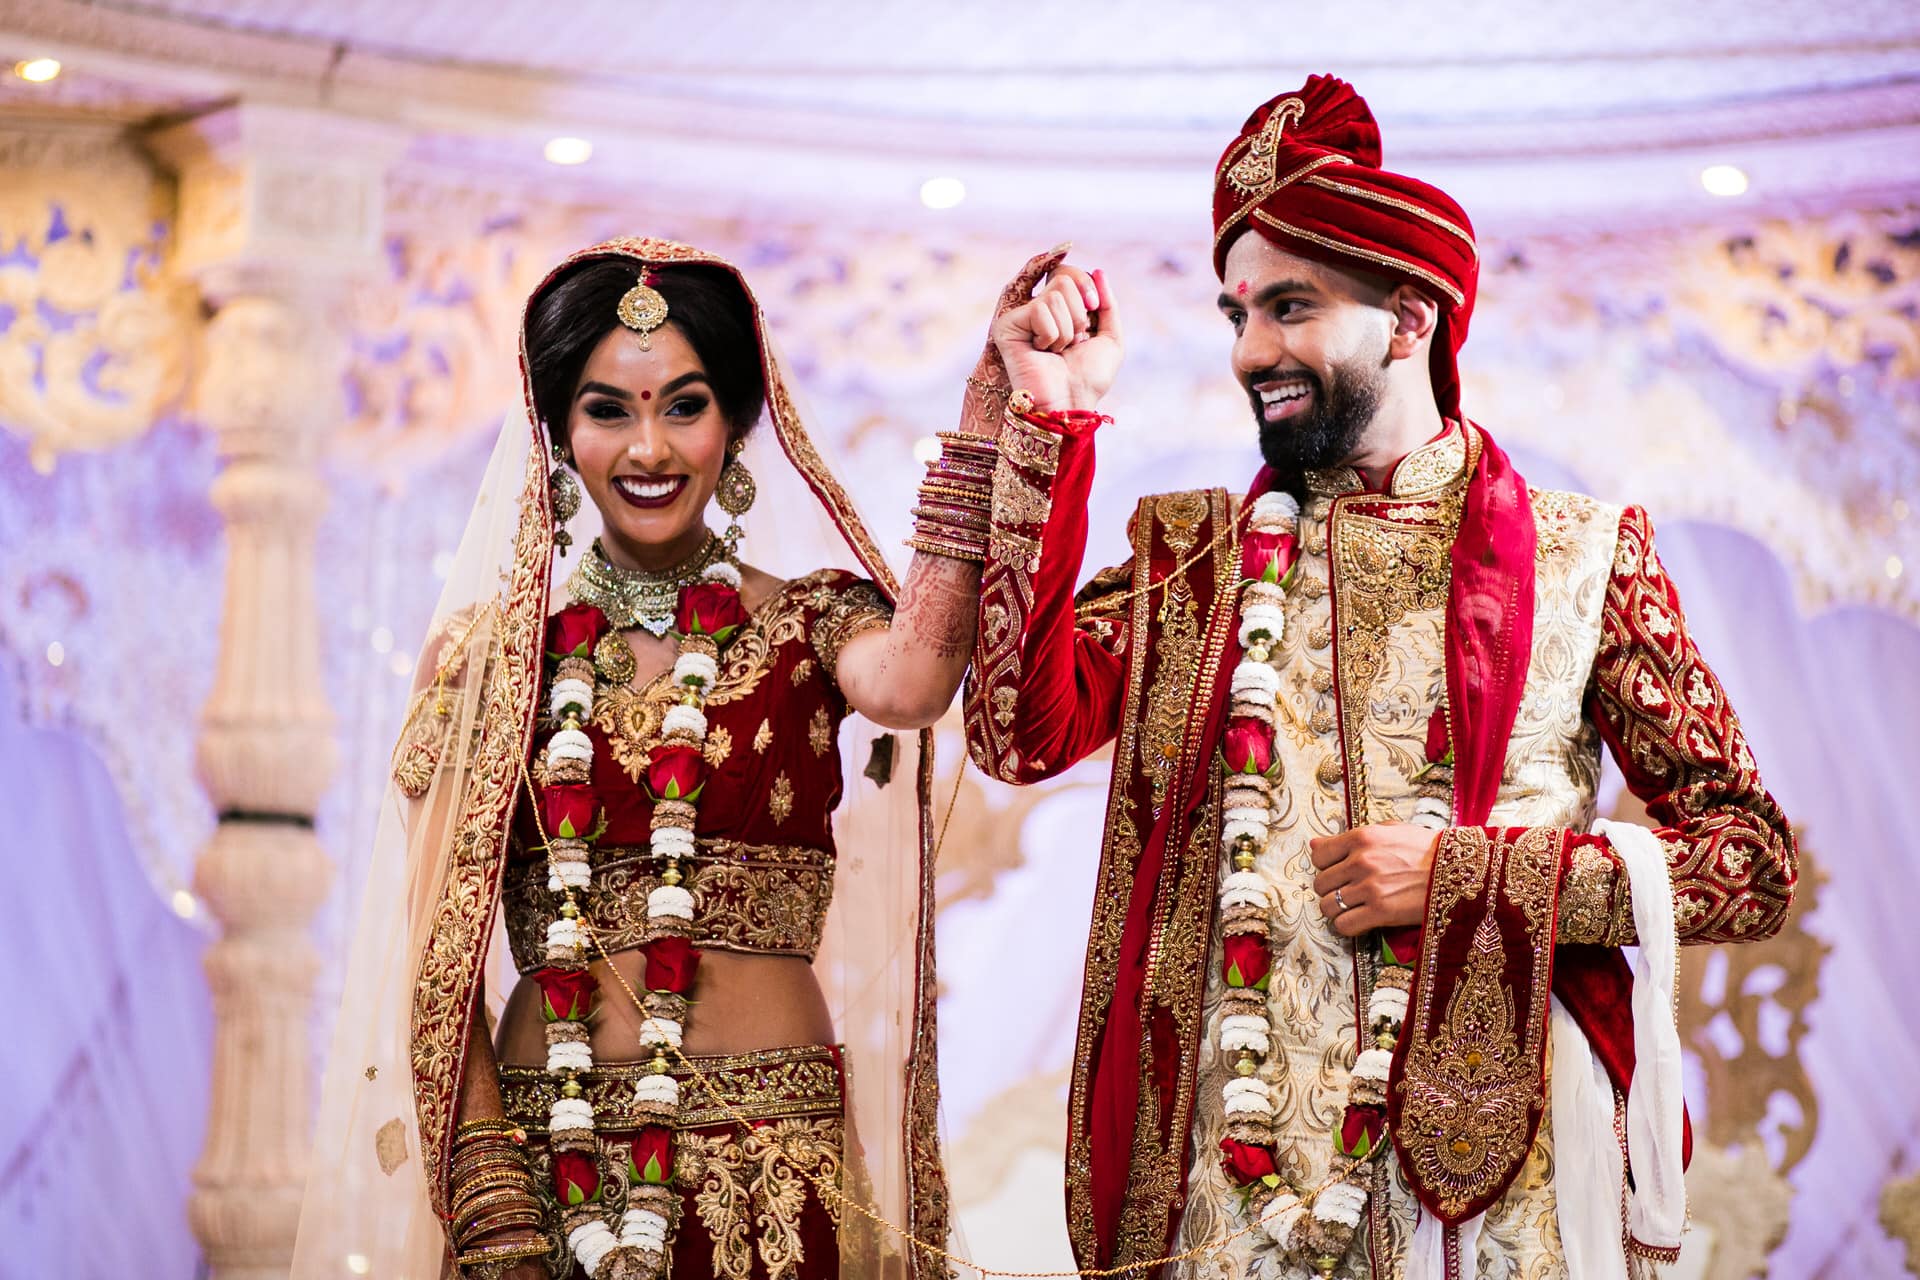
[1211,74,1480,419]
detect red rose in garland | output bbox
[1222,716,1276,776]
[627,1125,675,1186]
[675,582,749,644]
[546,602,610,660]
[1424,709,1452,767]
[532,966,598,1022]
[1240,529,1299,585]
[553,1148,603,1205]
[645,742,707,803]
[1221,933,1272,991]
[1220,1137,1279,1186]
[1335,1103,1388,1159]
[542,783,599,841]
[1380,926,1421,969]
[641,935,702,994]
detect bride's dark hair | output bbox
[526,258,767,452]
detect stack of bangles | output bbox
[906,427,1000,562]
[449,1119,549,1273]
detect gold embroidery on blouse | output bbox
[705,725,733,767]
[754,718,774,753]
[770,772,795,825]
[789,658,815,685]
[809,706,832,757]
[502,842,836,966]
[811,580,893,677]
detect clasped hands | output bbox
[1309,823,1442,937]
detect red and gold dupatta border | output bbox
[1066,488,1241,1269]
[409,421,555,1219]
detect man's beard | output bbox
[1251,358,1385,475]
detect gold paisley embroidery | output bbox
[754,718,773,753]
[681,1117,844,1280]
[809,706,832,757]
[769,773,794,825]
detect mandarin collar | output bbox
[1302,423,1471,500]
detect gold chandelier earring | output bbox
[549,444,581,556]
[715,436,756,554]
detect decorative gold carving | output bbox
[1882,1169,1920,1280]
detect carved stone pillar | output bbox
[148,104,398,1280]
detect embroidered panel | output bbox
[502,840,835,968]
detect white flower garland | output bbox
[1215,490,1422,1265]
[538,560,741,1277]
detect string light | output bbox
[919,177,966,210]
[13,58,61,83]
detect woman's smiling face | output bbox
[567,323,733,572]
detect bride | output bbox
[292,237,1008,1279]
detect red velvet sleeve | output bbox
[963,409,1132,785]
[1462,505,1798,946]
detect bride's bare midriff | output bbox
[495,949,834,1066]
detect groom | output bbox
[962,76,1795,1277]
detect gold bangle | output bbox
[454,1236,552,1273]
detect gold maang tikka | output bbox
[616,268,669,349]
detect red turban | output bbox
[1212,75,1479,419]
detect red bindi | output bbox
[1235,279,1250,297]
[640,390,652,401]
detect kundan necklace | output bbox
[566,533,732,635]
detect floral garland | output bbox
[530,561,749,1279]
[1213,490,1448,1274]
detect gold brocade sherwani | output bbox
[964,420,1796,1279]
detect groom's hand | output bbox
[990,259,1123,413]
[1309,823,1440,936]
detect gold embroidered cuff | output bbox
[1559,837,1637,946]
[999,409,1061,476]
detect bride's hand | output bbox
[990,260,1123,413]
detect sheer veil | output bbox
[293,238,947,1279]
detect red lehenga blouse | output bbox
[498,569,894,1280]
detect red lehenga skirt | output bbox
[499,1043,852,1280]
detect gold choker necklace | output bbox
[565,533,732,635]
